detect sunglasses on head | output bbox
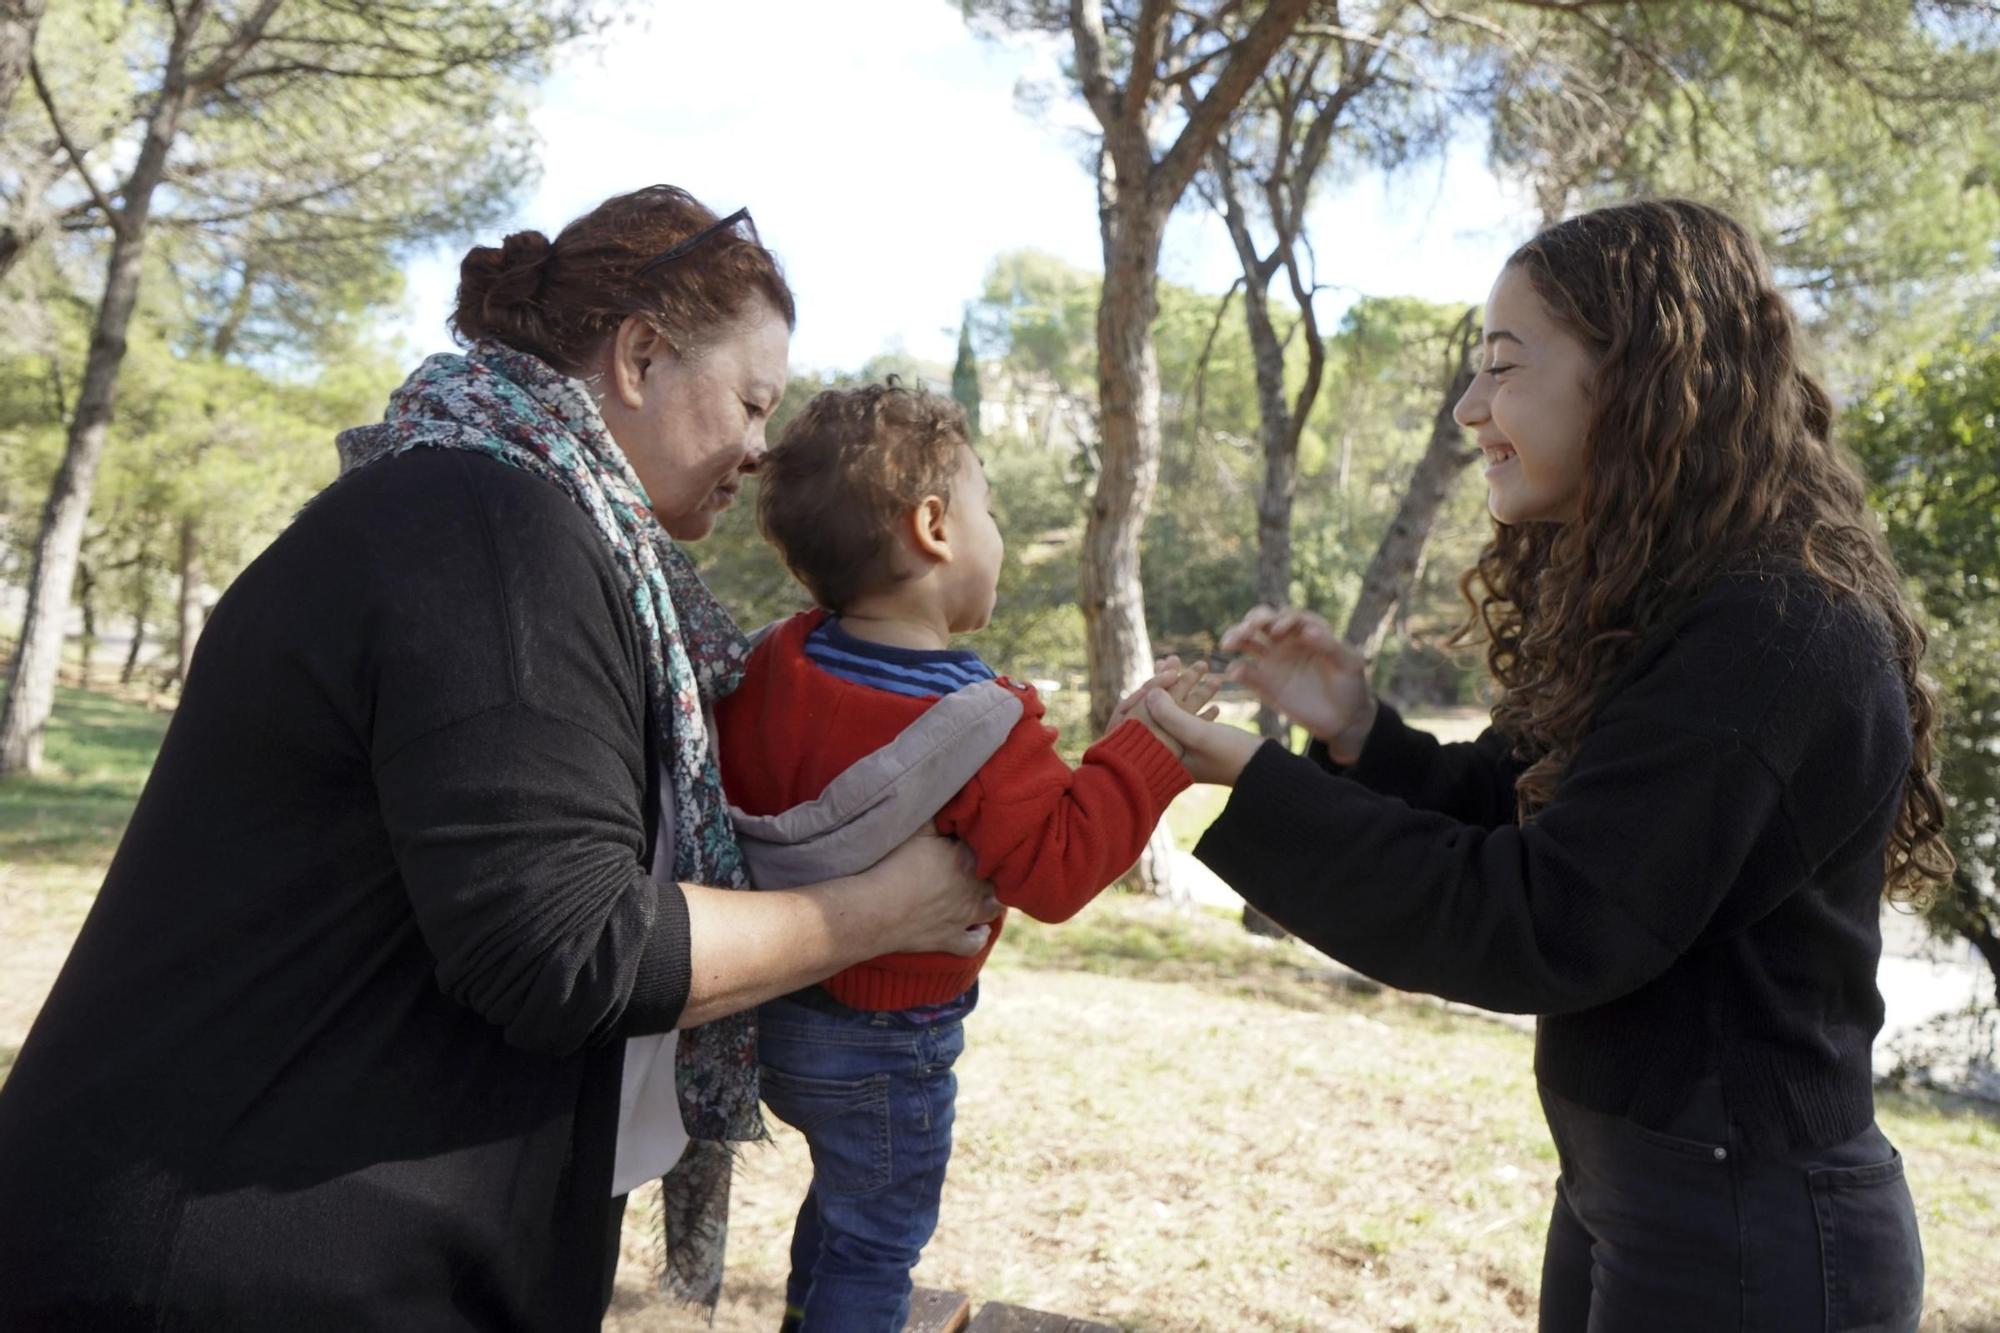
[634,207,759,277]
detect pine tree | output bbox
[951,317,982,441]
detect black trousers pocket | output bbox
[1809,1151,1923,1333]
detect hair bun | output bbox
[497,229,554,272]
[449,229,555,349]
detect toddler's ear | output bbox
[907,494,952,565]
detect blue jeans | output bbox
[756,985,977,1332]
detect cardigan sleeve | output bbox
[1305,703,1525,829]
[374,705,692,1053]
[363,452,693,1054]
[1198,722,1803,1015]
[1194,596,1823,1015]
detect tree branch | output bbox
[1069,0,1124,132]
[28,55,119,230]
[186,0,288,94]
[1277,53,1372,241]
[1154,0,1312,208]
[1158,40,1229,92]
[211,29,565,90]
[1122,0,1172,125]
[1186,275,1244,438]
[1282,226,1325,442]
[1210,138,1276,284]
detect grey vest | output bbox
[728,679,1024,888]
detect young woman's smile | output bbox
[1453,264,1596,525]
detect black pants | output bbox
[1537,1080,1922,1332]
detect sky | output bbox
[391,0,1545,373]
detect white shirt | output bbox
[610,765,688,1196]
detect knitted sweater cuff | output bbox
[624,879,694,1033]
[1093,718,1195,811]
[1303,702,1408,778]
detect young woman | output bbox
[1144,199,1946,1332]
[0,186,998,1329]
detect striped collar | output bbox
[804,615,996,698]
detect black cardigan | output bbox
[1196,571,1911,1152]
[0,450,694,1330]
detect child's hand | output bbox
[1106,659,1185,736]
[1141,689,1264,786]
[1110,656,1221,758]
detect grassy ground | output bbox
[3,686,1997,1330]
[0,685,171,1080]
[609,903,2000,1332]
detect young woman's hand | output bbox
[871,831,1001,957]
[1218,605,1378,763]
[1139,692,1265,786]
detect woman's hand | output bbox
[676,839,997,1029]
[1218,605,1378,762]
[1139,692,1265,786]
[869,831,1001,957]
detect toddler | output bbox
[716,381,1212,1330]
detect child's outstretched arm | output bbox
[934,665,1219,924]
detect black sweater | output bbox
[1195,571,1910,1152]
[0,450,694,1330]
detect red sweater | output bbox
[716,611,1190,1009]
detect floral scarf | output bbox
[335,340,763,1311]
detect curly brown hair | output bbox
[1458,199,1952,901]
[758,379,970,612]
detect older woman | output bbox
[0,185,996,1330]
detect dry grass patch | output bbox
[615,901,1537,1332]
[612,898,2000,1332]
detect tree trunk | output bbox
[210,261,257,361]
[173,515,202,687]
[1235,262,1296,939]
[1940,870,2000,1010]
[0,153,57,284]
[1065,0,1312,897]
[0,213,38,282]
[121,603,148,687]
[1082,201,1169,731]
[1205,132,1328,743]
[0,15,202,774]
[1965,915,2000,1011]
[1084,189,1175,893]
[1342,312,1480,653]
[0,0,47,136]
[1229,270,1289,706]
[1216,182,1312,932]
[75,557,97,687]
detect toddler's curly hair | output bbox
[758,379,970,612]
